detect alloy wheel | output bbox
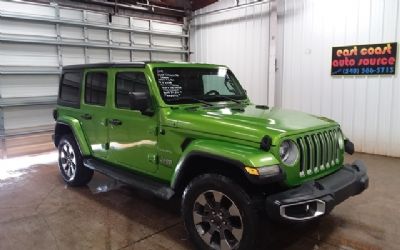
[193,190,243,250]
[60,142,77,181]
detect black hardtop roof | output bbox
[62,61,168,70]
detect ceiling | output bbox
[27,0,218,19]
[115,0,218,11]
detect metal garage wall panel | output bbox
[0,0,188,139]
[278,0,400,157]
[62,47,85,65]
[0,1,55,18]
[86,12,108,24]
[0,43,58,67]
[0,75,58,98]
[112,50,131,62]
[87,28,108,43]
[87,48,109,63]
[112,31,130,45]
[152,52,183,61]
[59,8,83,21]
[133,33,150,45]
[132,19,150,30]
[133,51,150,61]
[60,26,84,40]
[112,16,130,27]
[153,36,182,48]
[3,106,54,131]
[153,21,183,33]
[190,0,271,105]
[0,19,56,38]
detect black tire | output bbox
[58,134,93,186]
[182,174,260,250]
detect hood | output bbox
[163,104,338,144]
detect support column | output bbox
[129,17,134,61]
[268,0,277,107]
[275,0,285,108]
[149,19,154,61]
[182,17,189,62]
[83,10,89,63]
[0,108,6,159]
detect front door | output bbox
[79,70,109,160]
[106,70,158,174]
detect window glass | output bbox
[59,72,82,105]
[203,75,234,95]
[153,67,246,104]
[115,72,149,109]
[85,72,108,106]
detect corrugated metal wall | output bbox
[189,0,272,105]
[277,0,400,157]
[0,0,188,157]
[191,0,400,157]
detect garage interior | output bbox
[0,0,399,249]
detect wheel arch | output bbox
[54,119,91,156]
[54,123,72,146]
[171,151,253,194]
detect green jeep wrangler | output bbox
[53,62,368,250]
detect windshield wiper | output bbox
[168,96,214,106]
[205,95,244,104]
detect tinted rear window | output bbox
[85,72,108,106]
[59,71,82,107]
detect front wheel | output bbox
[182,174,260,250]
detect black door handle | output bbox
[108,119,122,126]
[81,113,92,120]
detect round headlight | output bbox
[279,140,299,166]
[337,130,344,149]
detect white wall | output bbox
[191,0,400,157]
[190,0,272,105]
[277,0,400,157]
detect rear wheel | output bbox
[182,174,260,250]
[58,134,93,186]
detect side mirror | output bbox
[129,92,153,116]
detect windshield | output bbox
[153,67,247,104]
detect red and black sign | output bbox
[331,42,397,75]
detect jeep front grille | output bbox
[296,128,341,177]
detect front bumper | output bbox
[266,160,369,222]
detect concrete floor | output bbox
[0,152,398,250]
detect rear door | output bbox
[79,70,110,160]
[106,69,158,174]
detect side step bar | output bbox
[83,158,175,200]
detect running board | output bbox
[83,158,175,200]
